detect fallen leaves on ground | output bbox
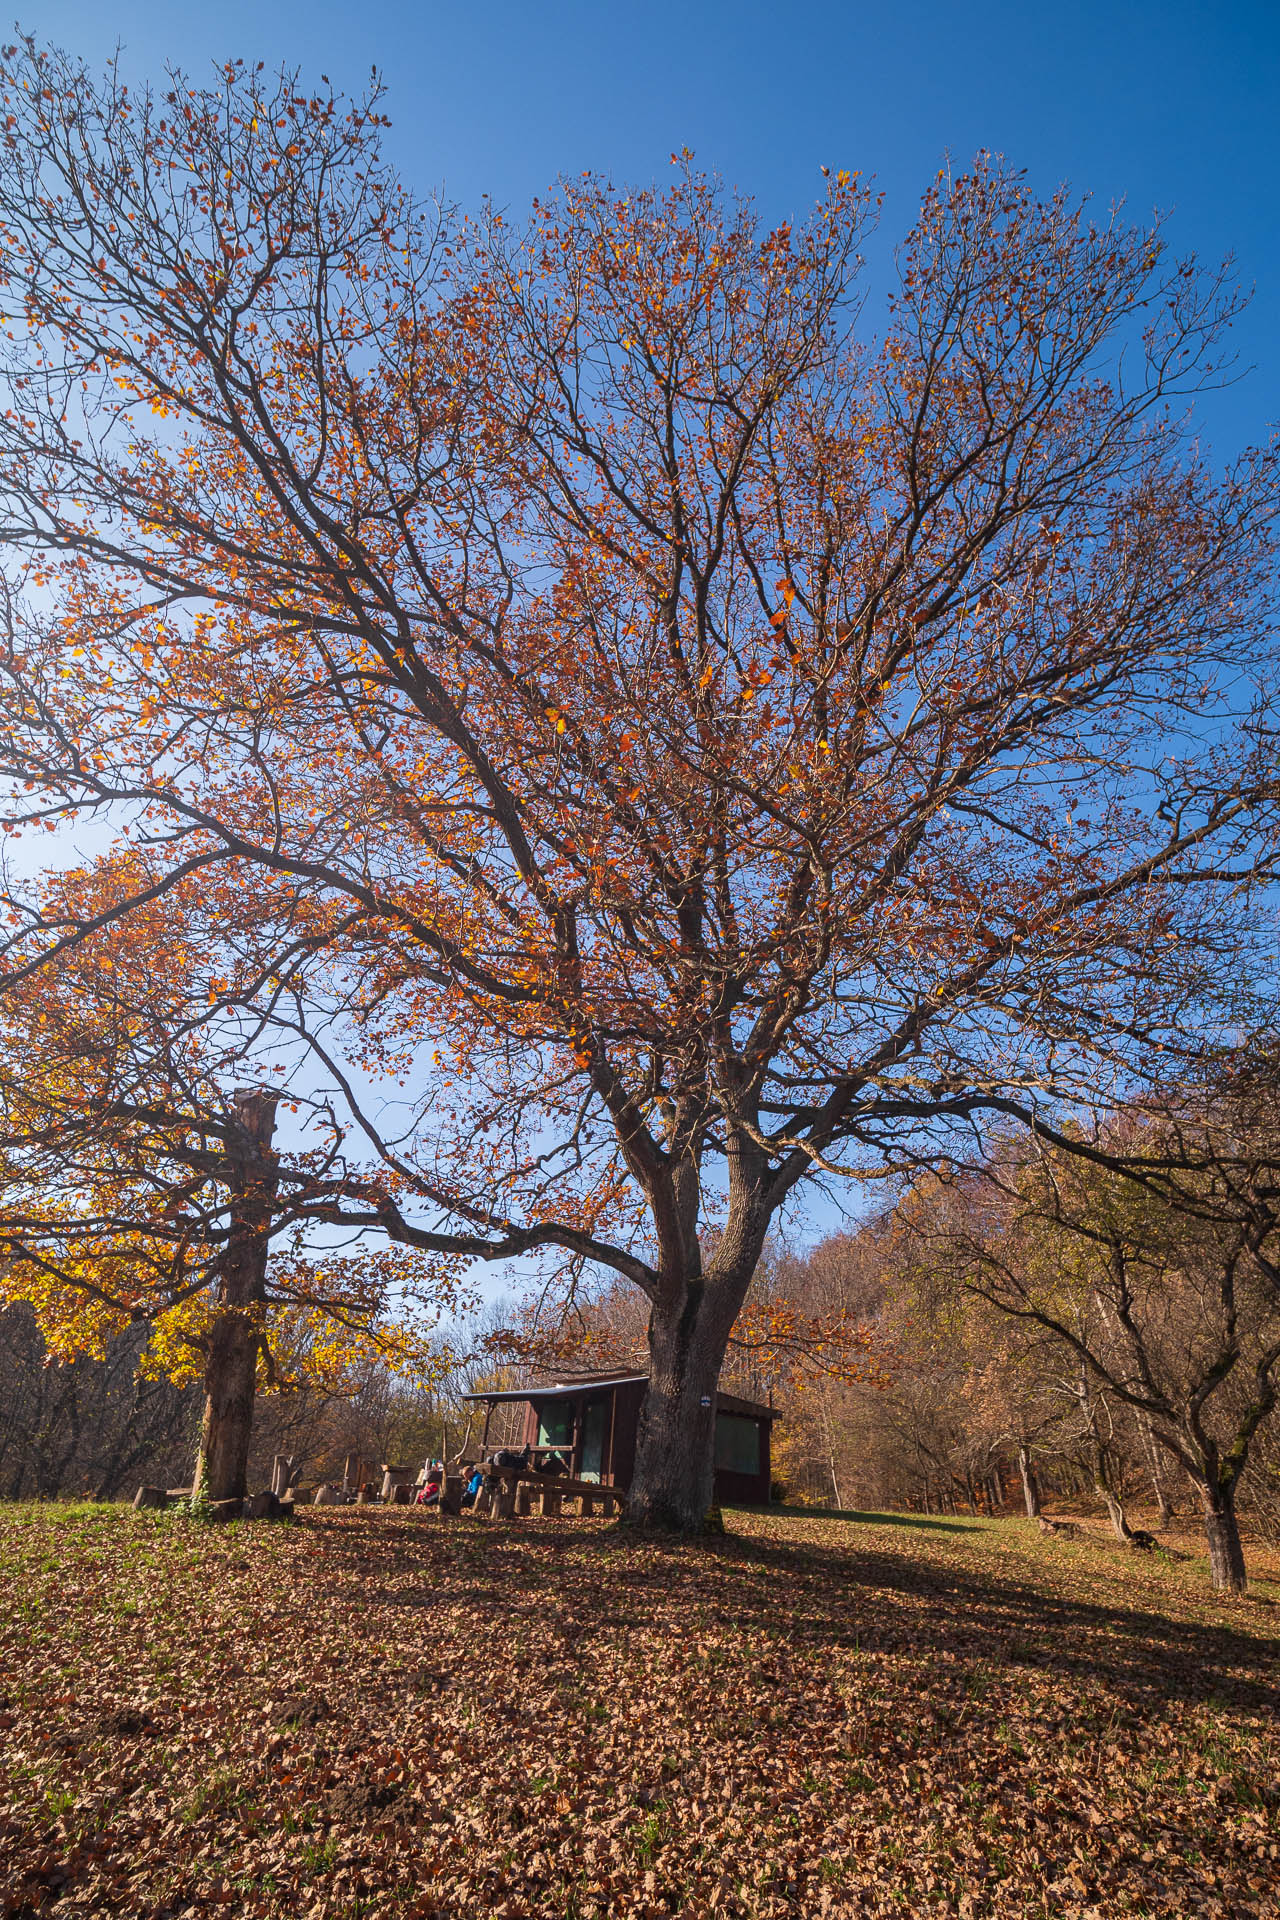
[1,1505,1277,1917]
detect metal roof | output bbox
[462,1374,776,1422]
[462,1375,647,1405]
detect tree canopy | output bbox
[0,38,1277,1523]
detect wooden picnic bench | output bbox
[468,1468,623,1521]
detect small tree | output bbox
[0,40,1278,1528]
[920,1126,1280,1591]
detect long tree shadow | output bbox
[710,1525,1280,1715]
[304,1509,1280,1718]
[729,1502,979,1535]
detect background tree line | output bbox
[9,1066,1280,1595]
[0,1300,507,1502]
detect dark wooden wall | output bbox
[516,1380,772,1504]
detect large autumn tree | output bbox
[0,39,1277,1527]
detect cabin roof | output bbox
[460,1382,640,1413]
[462,1371,775,1423]
[461,1377,646,1405]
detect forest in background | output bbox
[9,1086,1279,1587]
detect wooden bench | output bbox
[460,1466,622,1520]
[563,1478,622,1517]
[521,1475,623,1519]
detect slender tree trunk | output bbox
[1017,1443,1041,1520]
[1199,1477,1248,1594]
[820,1397,843,1511]
[1091,1436,1134,1540]
[192,1090,279,1504]
[1077,1369,1132,1540]
[1093,1439,1134,1541]
[1138,1415,1175,1526]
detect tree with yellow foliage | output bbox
[0,867,463,1501]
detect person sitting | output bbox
[460,1464,486,1509]
[416,1465,443,1506]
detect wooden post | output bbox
[493,1478,517,1520]
[515,1481,533,1517]
[581,1490,598,1517]
[474,1483,493,1517]
[539,1486,561,1518]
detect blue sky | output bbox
[25,0,1280,1268]
[32,0,1280,451]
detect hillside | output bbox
[2,1506,1278,1918]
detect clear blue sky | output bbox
[32,0,1280,452]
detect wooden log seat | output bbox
[525,1476,621,1518]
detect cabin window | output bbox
[536,1402,573,1449]
[714,1413,761,1475]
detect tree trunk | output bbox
[1200,1479,1248,1594]
[1080,1373,1132,1540]
[1089,1441,1133,1540]
[1138,1415,1175,1526]
[1017,1444,1041,1520]
[192,1090,279,1504]
[1105,1482,1128,1543]
[627,1287,733,1532]
[820,1398,843,1510]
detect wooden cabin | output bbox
[463,1369,775,1507]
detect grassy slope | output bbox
[1,1504,1277,1918]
